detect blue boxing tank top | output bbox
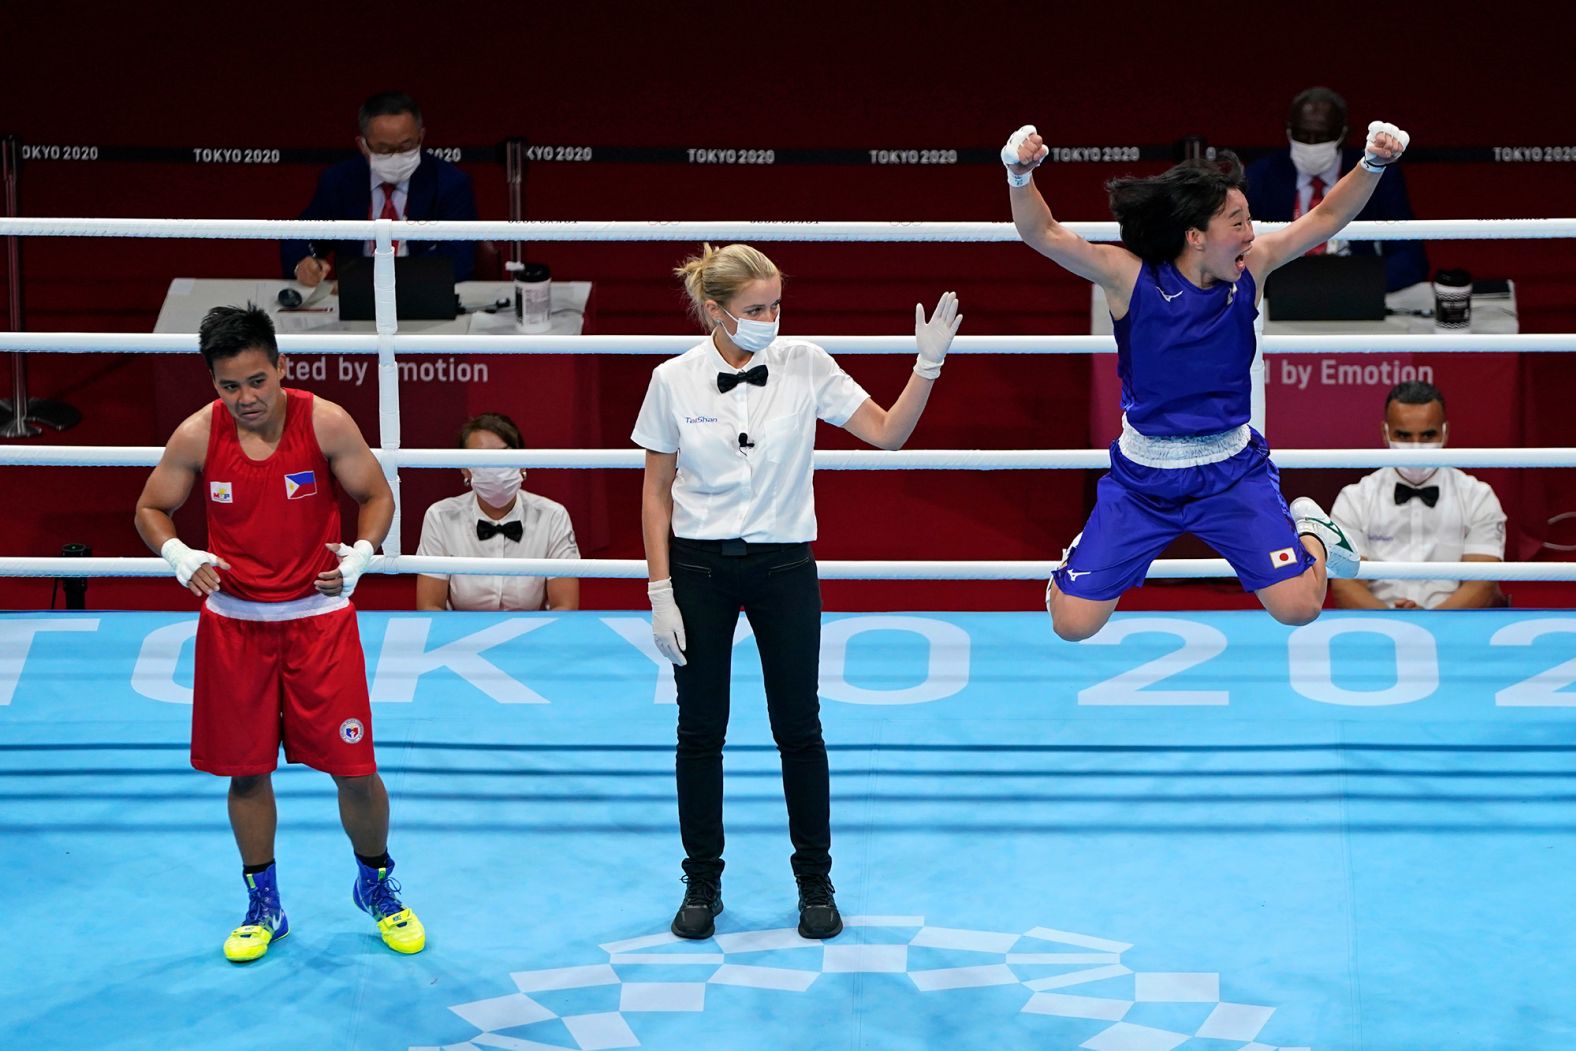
[1112,260,1258,437]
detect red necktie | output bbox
[1303,176,1327,255]
[377,182,402,251]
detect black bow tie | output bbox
[477,519,524,542]
[1394,482,1440,508]
[717,364,769,393]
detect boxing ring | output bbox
[2,215,1575,1051]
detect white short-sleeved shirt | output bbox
[416,490,579,611]
[630,335,870,543]
[1331,466,1506,609]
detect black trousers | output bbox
[669,537,830,881]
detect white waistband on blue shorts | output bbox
[204,591,349,622]
[1118,415,1251,469]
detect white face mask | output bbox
[1388,441,1443,486]
[368,147,422,185]
[721,308,779,353]
[469,467,522,507]
[1288,137,1339,177]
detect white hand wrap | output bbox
[1001,124,1047,187]
[647,578,688,666]
[333,539,376,598]
[160,537,219,587]
[1361,120,1410,173]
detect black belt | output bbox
[673,537,807,558]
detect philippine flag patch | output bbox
[1268,546,1296,568]
[209,481,233,504]
[284,470,317,500]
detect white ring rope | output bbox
[4,212,1572,590]
[2,333,1573,355]
[3,217,1575,242]
[3,555,1572,582]
[6,446,1576,471]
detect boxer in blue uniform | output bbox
[1003,119,1410,641]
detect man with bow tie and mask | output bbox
[415,413,580,611]
[280,91,478,286]
[1329,381,1507,609]
[1244,87,1428,291]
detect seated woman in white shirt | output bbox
[633,242,961,943]
[415,413,580,611]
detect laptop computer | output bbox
[1264,254,1386,321]
[337,256,458,321]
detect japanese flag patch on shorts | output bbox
[1268,546,1296,569]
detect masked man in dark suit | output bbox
[281,90,476,285]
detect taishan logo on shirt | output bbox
[284,471,318,500]
[683,415,720,424]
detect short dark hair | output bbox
[1385,380,1445,415]
[358,91,422,135]
[459,412,523,449]
[1288,86,1348,127]
[199,304,278,370]
[1106,151,1246,264]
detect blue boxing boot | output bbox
[223,864,289,963]
[353,857,426,954]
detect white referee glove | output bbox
[160,537,224,589]
[325,539,376,598]
[1361,120,1410,173]
[647,578,687,666]
[914,290,963,380]
[1001,124,1049,187]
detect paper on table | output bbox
[273,311,341,333]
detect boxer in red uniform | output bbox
[135,304,424,962]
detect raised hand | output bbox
[1001,124,1050,186]
[914,291,963,379]
[1362,120,1410,172]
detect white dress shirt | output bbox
[366,172,410,257]
[1331,466,1506,608]
[416,490,579,610]
[631,335,870,543]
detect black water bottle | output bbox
[59,542,90,610]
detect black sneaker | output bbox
[670,874,722,940]
[795,874,843,940]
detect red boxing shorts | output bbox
[191,596,377,777]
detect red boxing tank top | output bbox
[203,388,342,602]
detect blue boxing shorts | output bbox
[1053,428,1315,600]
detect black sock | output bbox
[355,851,392,871]
[242,860,275,876]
